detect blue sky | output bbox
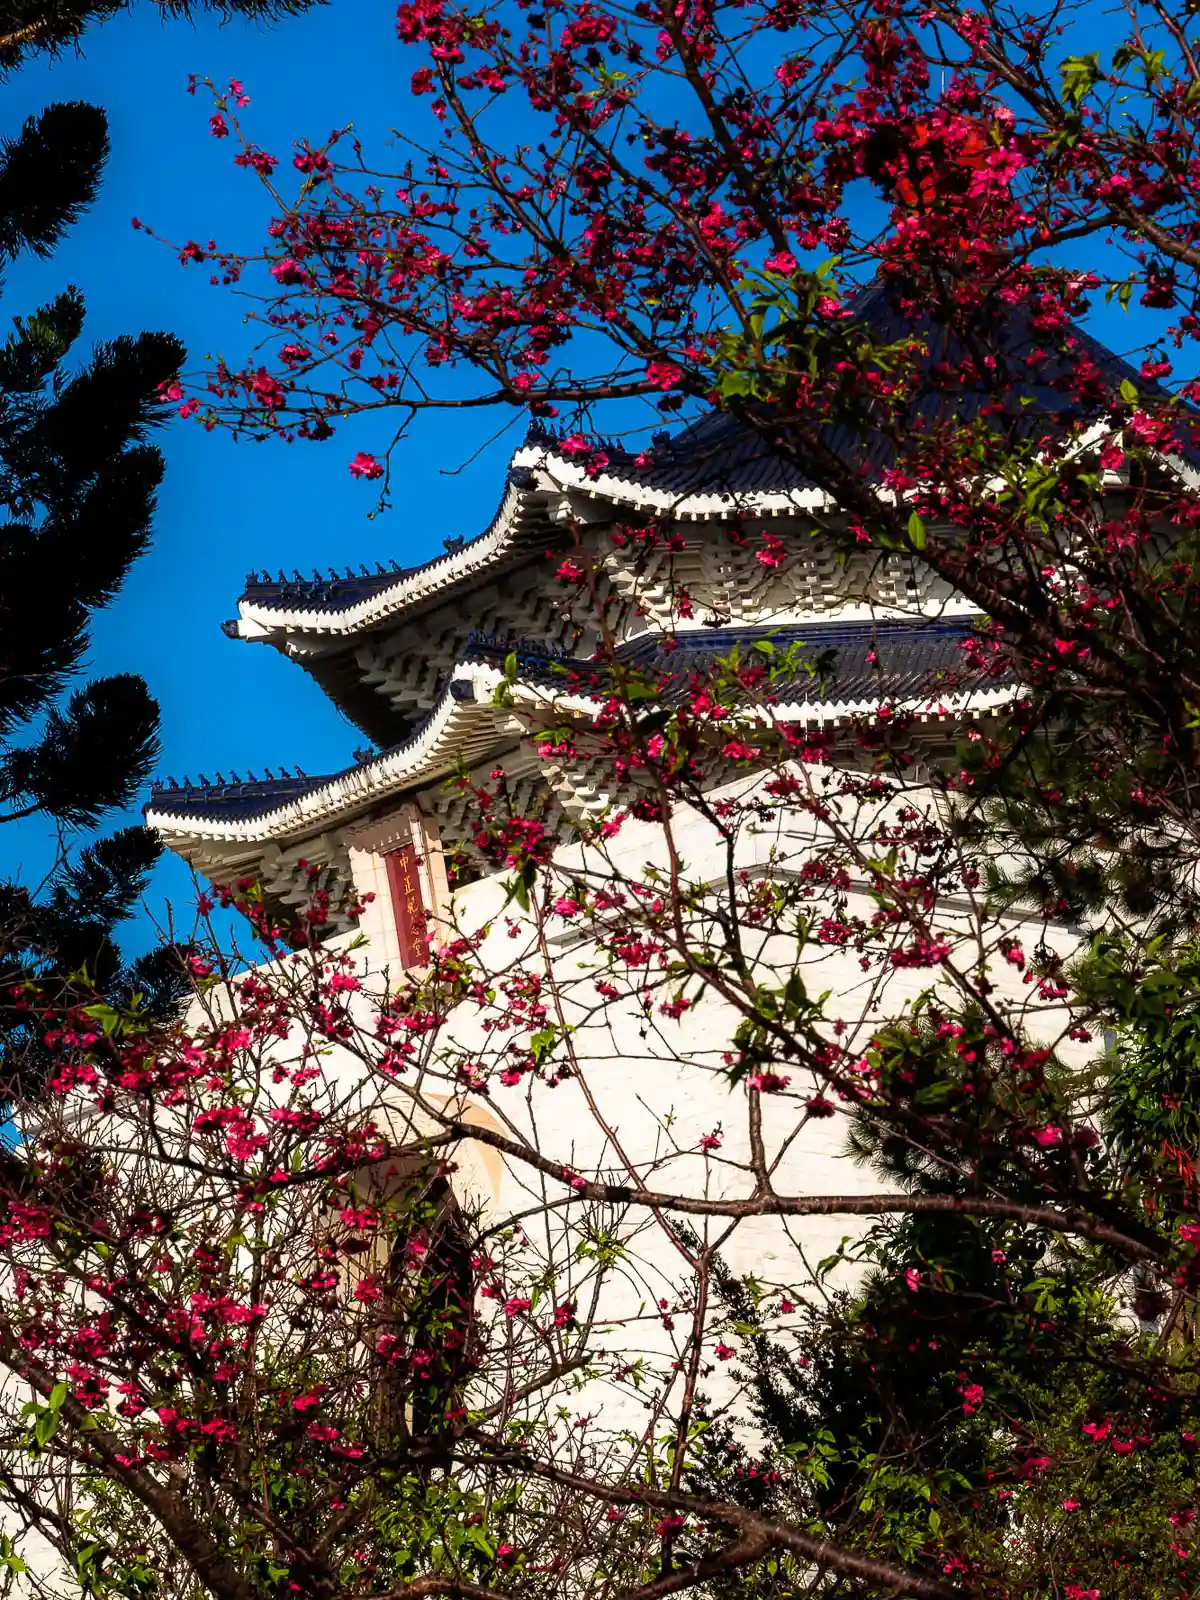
[0,0,519,938]
[0,0,1184,947]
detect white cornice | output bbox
[232,478,549,642]
[227,443,839,646]
[510,442,836,520]
[147,663,514,847]
[505,676,1016,727]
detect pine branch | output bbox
[0,0,324,74]
[0,102,107,260]
[0,672,160,826]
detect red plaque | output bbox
[385,842,429,968]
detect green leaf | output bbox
[34,1410,60,1447]
[907,510,926,550]
[81,1001,121,1035]
[1060,52,1102,107]
[530,1026,558,1063]
[1120,378,1139,404]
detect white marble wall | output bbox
[328,767,1087,1438]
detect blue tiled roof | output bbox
[148,620,995,826]
[233,472,539,618]
[146,770,327,823]
[464,617,990,703]
[528,278,1191,498]
[237,564,410,614]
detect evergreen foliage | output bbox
[0,102,186,1100]
[0,0,323,1111]
[697,1166,1198,1596]
[0,0,322,76]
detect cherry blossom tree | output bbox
[28,0,1200,1591]
[2,598,1199,1597]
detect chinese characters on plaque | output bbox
[385,842,429,968]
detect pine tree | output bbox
[0,102,186,1101]
[0,0,321,76]
[0,0,325,1108]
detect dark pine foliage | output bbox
[0,0,325,1109]
[0,101,189,1102]
[0,0,323,76]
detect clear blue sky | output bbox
[0,1,1181,946]
[0,0,521,939]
